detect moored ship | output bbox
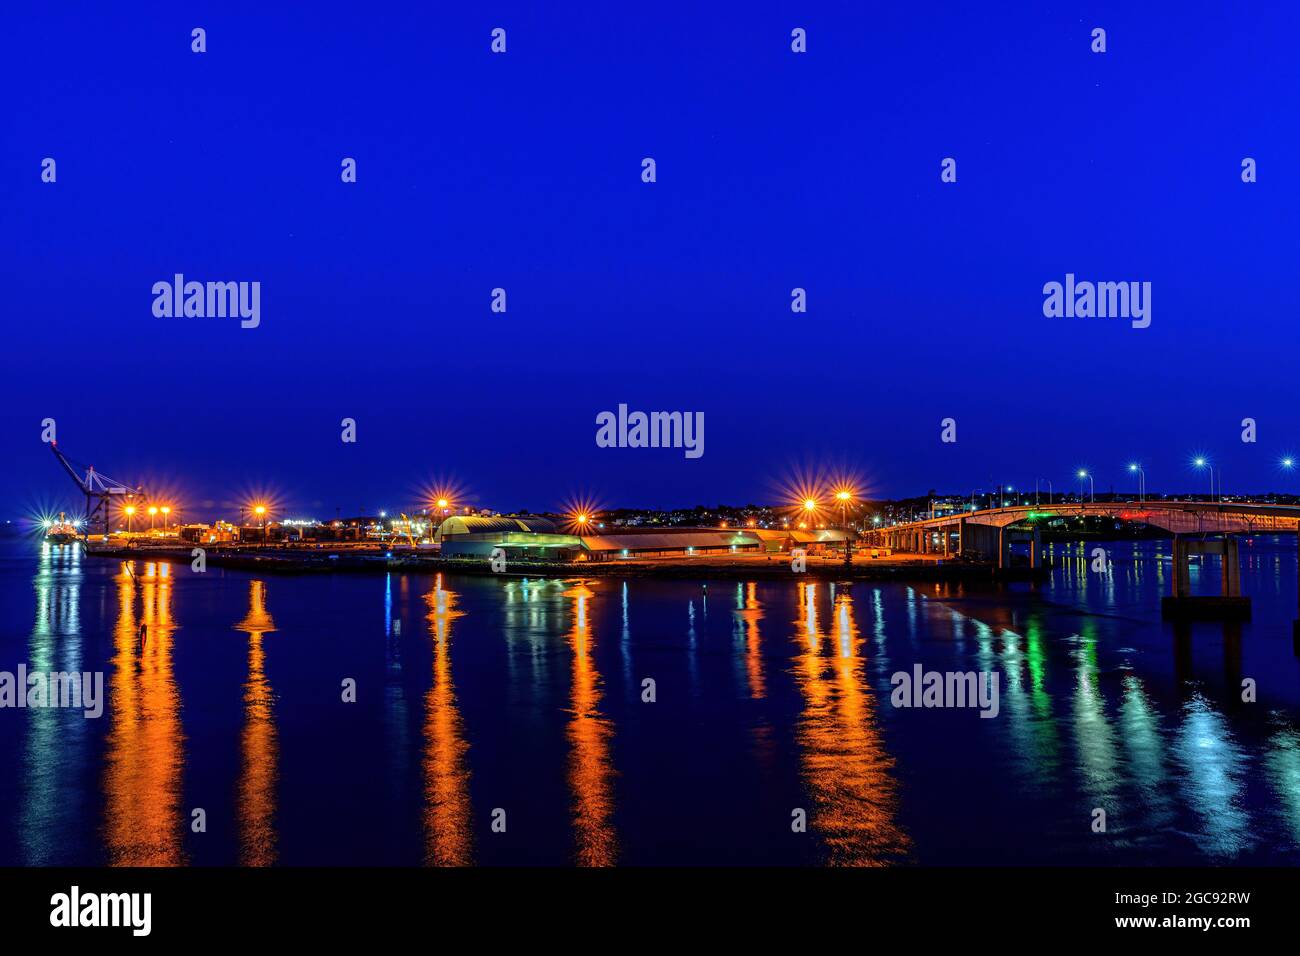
[44,512,81,545]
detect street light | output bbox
[1193,458,1216,502]
[1036,478,1053,506]
[833,488,856,563]
[161,506,171,532]
[1128,463,1145,503]
[124,505,135,533]
[1077,469,1094,503]
[970,488,982,512]
[148,505,158,530]
[254,504,267,544]
[834,488,854,526]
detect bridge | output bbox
[863,499,1300,641]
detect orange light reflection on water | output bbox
[564,582,617,866]
[103,561,185,865]
[793,583,909,865]
[422,576,473,866]
[235,580,278,866]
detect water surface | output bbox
[2,537,1299,865]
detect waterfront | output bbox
[2,537,1299,866]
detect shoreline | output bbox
[64,543,1048,583]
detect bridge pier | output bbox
[1162,534,1250,621]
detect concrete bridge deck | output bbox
[864,499,1300,641]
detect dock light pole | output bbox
[970,489,982,512]
[255,505,267,544]
[1036,478,1053,506]
[124,505,135,533]
[1128,464,1145,503]
[1194,458,1216,502]
[148,505,158,530]
[161,506,170,532]
[835,489,855,565]
[1077,470,1094,503]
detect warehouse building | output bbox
[578,529,762,561]
[434,518,857,563]
[434,515,584,561]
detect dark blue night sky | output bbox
[3,3,1298,518]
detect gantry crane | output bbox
[49,440,145,537]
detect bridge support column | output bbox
[1221,536,1240,597]
[1029,527,1041,569]
[997,527,1008,570]
[957,517,964,557]
[1295,529,1300,654]
[1163,534,1250,621]
[1171,535,1189,599]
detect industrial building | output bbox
[434,517,857,563]
[434,516,585,561]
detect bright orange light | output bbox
[124,506,136,516]
[148,506,158,516]
[161,506,171,515]
[561,494,602,535]
[803,498,817,511]
[254,505,266,516]
[835,490,852,502]
[420,477,467,517]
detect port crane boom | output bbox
[49,440,144,536]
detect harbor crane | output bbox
[49,440,145,537]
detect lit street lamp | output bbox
[834,488,856,564]
[124,505,136,533]
[1128,463,1145,503]
[834,489,853,526]
[161,506,171,532]
[1077,470,1094,503]
[148,505,158,530]
[1193,458,1216,502]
